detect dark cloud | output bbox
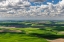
[0,0,6,2]
[0,10,7,12]
[22,0,28,1]
[29,0,46,2]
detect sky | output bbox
[0,0,64,20]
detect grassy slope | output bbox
[0,28,48,42]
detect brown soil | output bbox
[47,38,64,42]
[0,29,22,32]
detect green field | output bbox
[0,20,64,42]
[0,28,48,42]
[0,33,48,42]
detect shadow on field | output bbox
[0,23,32,28]
[39,26,64,31]
[0,32,26,34]
[53,26,64,31]
[29,33,64,40]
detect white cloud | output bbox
[23,1,31,7]
[0,0,64,20]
